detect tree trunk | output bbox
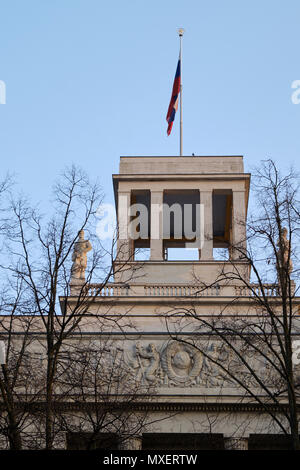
[45,355,55,450]
[0,365,22,450]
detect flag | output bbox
[166,58,181,135]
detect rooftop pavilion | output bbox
[113,156,250,283]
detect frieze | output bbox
[127,339,298,390]
[128,340,234,388]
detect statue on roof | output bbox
[277,227,293,275]
[71,230,92,281]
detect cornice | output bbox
[1,401,297,414]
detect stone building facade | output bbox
[65,156,300,450]
[1,155,299,450]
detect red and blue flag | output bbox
[166,58,181,135]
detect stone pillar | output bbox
[54,432,68,450]
[199,190,213,260]
[117,190,133,261]
[150,190,164,260]
[224,437,248,450]
[231,190,246,259]
[120,436,142,450]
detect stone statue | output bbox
[277,227,293,275]
[71,230,92,281]
[135,342,160,383]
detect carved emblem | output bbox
[127,340,281,391]
[161,341,203,386]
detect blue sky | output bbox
[0,0,299,209]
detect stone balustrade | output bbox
[235,282,295,297]
[83,282,292,298]
[87,283,129,297]
[144,285,221,297]
[234,284,279,297]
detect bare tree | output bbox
[164,160,300,450]
[52,337,156,450]
[0,174,33,450]
[0,166,145,450]
[0,279,35,449]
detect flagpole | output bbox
[178,28,184,156]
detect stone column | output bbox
[120,436,142,450]
[117,190,133,261]
[224,437,248,450]
[54,432,68,450]
[150,190,164,260]
[199,189,213,260]
[231,190,246,259]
